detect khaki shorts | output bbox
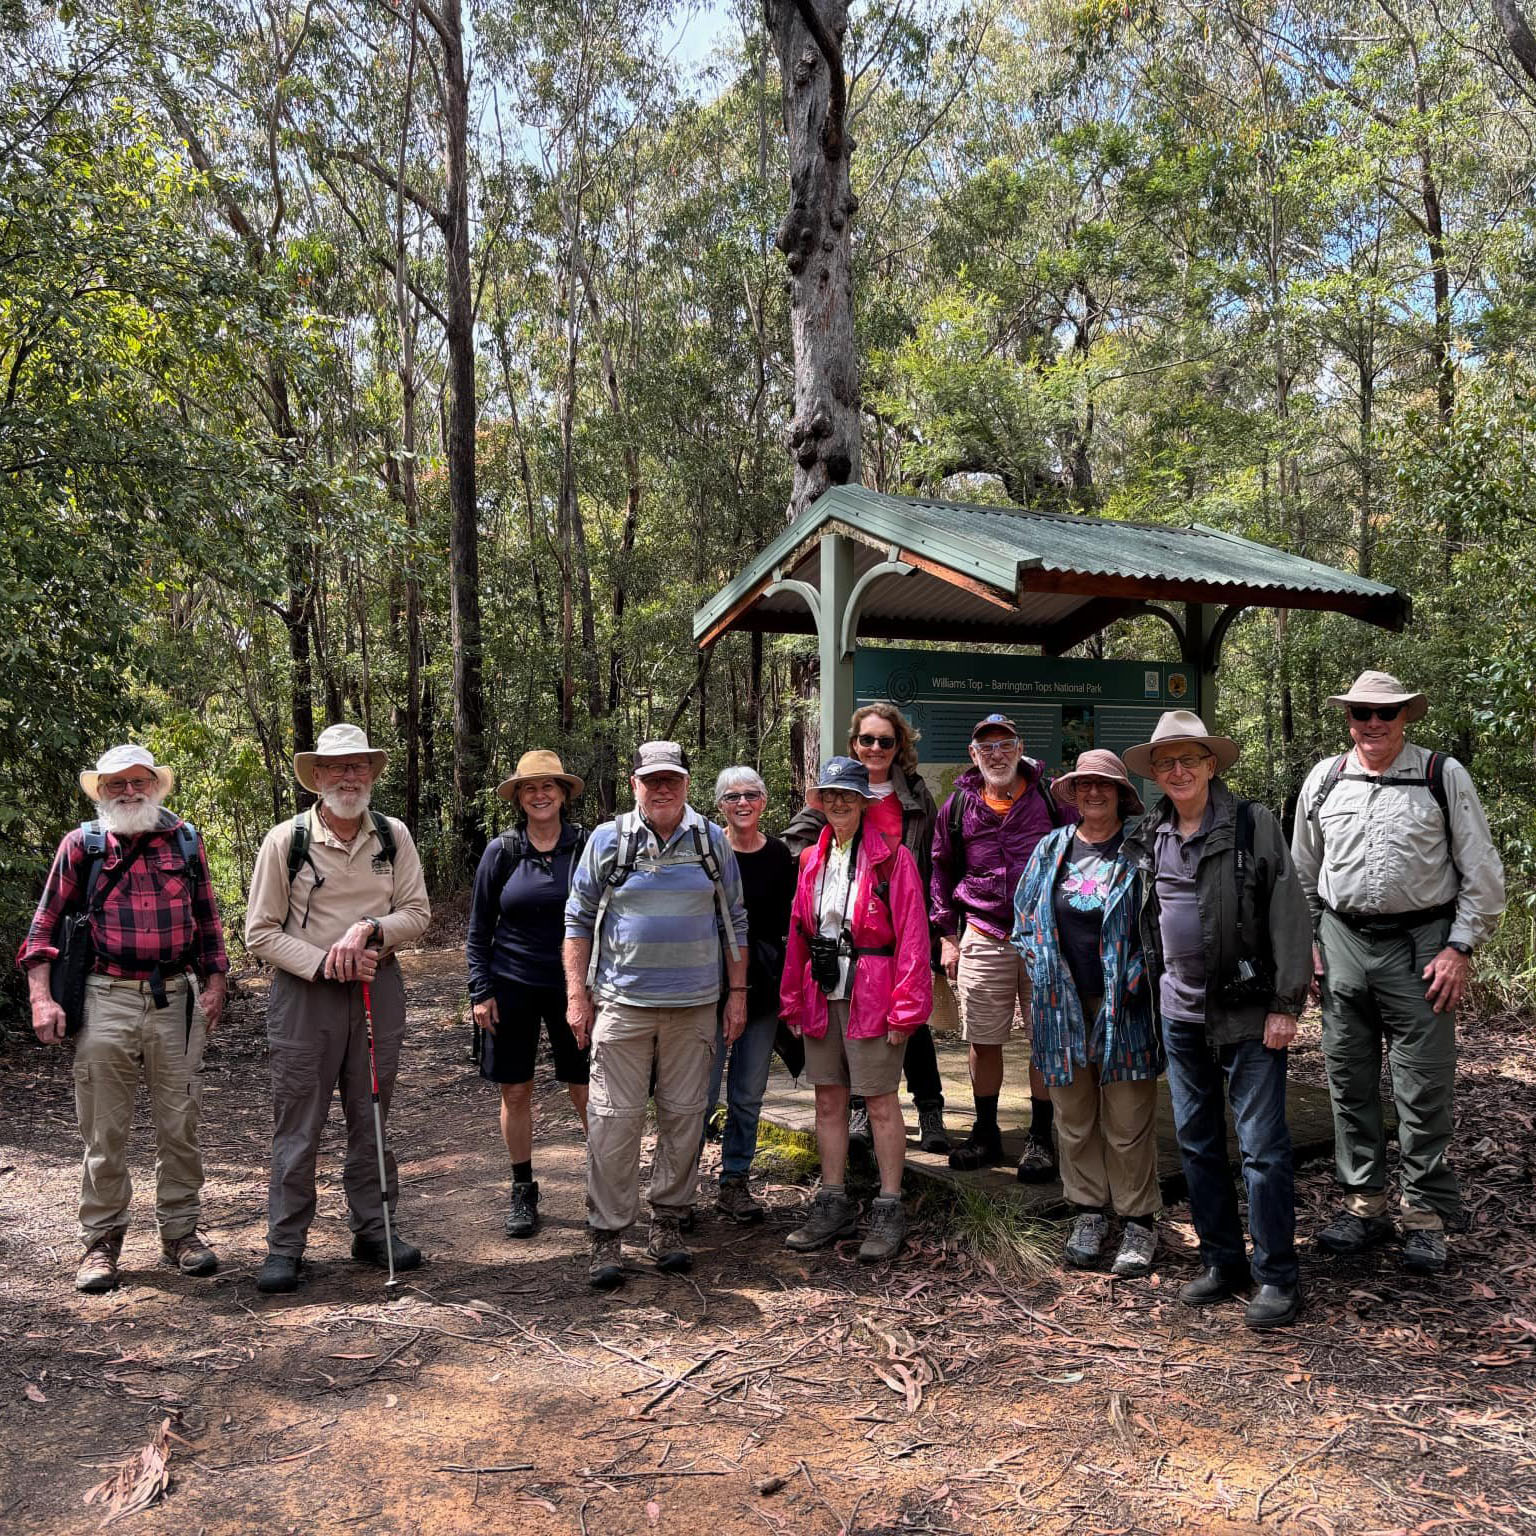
[958,927,1031,1045]
[802,1000,906,1097]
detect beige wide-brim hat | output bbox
[1326,669,1428,723]
[496,748,584,802]
[294,723,388,793]
[1051,748,1144,815]
[1122,710,1240,779]
[80,744,175,801]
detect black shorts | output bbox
[479,980,589,1086]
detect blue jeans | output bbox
[1163,1017,1297,1287]
[706,1008,778,1178]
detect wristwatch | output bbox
[1448,940,1472,957]
[363,916,384,946]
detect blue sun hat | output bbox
[808,755,874,807]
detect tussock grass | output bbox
[939,1183,1061,1281]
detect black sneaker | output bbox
[1316,1209,1394,1255]
[255,1252,302,1294]
[505,1181,540,1240]
[948,1129,1005,1171]
[351,1233,422,1271]
[1015,1138,1058,1184]
[1402,1230,1448,1273]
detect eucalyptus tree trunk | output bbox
[765,0,861,520]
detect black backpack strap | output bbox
[286,811,312,884]
[369,809,396,864]
[1425,752,1459,879]
[1038,776,1063,828]
[948,789,964,844]
[1311,754,1349,826]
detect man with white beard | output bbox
[931,715,1076,1179]
[245,724,430,1294]
[18,745,229,1292]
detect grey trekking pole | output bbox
[361,980,399,1290]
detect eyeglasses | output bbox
[820,789,865,807]
[99,775,159,795]
[974,737,1020,756]
[1348,705,1403,723]
[315,761,372,779]
[1150,752,1212,775]
[856,733,896,750]
[719,791,764,805]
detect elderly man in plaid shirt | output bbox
[19,745,229,1293]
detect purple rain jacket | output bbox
[930,761,1079,942]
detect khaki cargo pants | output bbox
[265,963,406,1257]
[74,974,206,1245]
[586,1000,716,1232]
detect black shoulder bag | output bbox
[49,834,151,1036]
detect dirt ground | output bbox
[2,949,1535,1536]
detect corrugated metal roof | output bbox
[693,485,1409,647]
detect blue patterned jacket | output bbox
[1010,823,1161,1088]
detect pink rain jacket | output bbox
[780,824,933,1042]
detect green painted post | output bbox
[820,532,855,760]
[1183,602,1219,724]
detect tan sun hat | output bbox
[1122,710,1240,779]
[496,748,584,802]
[294,723,388,793]
[80,744,175,801]
[1326,669,1428,723]
[1051,748,1144,815]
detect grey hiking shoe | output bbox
[589,1230,624,1290]
[916,1101,950,1154]
[1402,1229,1448,1274]
[858,1196,907,1264]
[1016,1137,1057,1184]
[1063,1211,1109,1269]
[646,1214,692,1273]
[1110,1221,1157,1278]
[1317,1209,1394,1255]
[715,1174,765,1225]
[786,1189,860,1252]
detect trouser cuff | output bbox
[1343,1189,1389,1218]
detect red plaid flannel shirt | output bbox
[17,814,229,980]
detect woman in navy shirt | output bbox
[467,750,588,1239]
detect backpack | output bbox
[286,808,396,885]
[1311,751,1457,876]
[587,812,741,986]
[494,822,587,895]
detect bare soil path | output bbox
[2,949,1534,1535]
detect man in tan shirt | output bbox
[245,724,431,1293]
[1292,671,1505,1275]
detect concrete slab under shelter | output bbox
[757,983,1343,1213]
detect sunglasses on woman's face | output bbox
[1348,705,1403,723]
[857,733,896,750]
[719,791,763,804]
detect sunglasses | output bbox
[719,791,764,805]
[1348,705,1403,723]
[856,733,896,750]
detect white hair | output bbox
[321,784,373,819]
[714,765,766,801]
[95,788,167,836]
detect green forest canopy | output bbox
[5,0,1536,1010]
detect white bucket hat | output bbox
[80,744,175,801]
[1326,669,1428,723]
[294,723,389,794]
[1122,710,1240,779]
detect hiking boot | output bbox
[847,1102,873,1155]
[1111,1222,1157,1279]
[76,1229,126,1294]
[1244,1284,1302,1330]
[255,1253,302,1294]
[858,1196,907,1264]
[715,1174,765,1225]
[1179,1264,1251,1306]
[1015,1137,1057,1184]
[1402,1229,1448,1274]
[947,1128,1004,1171]
[161,1230,219,1277]
[589,1230,624,1291]
[678,1207,697,1235]
[646,1214,692,1273]
[785,1189,860,1252]
[1317,1209,1394,1255]
[1063,1211,1110,1269]
[351,1232,422,1272]
[505,1181,540,1239]
[916,1101,950,1155]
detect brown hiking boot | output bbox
[161,1231,219,1277]
[715,1175,765,1225]
[76,1229,126,1293]
[646,1214,692,1273]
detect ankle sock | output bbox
[1030,1097,1054,1146]
[822,1183,846,1198]
[974,1094,1000,1138]
[512,1161,533,1185]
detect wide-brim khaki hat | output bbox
[294,723,388,793]
[497,748,584,801]
[1122,710,1240,779]
[1052,748,1144,815]
[1326,669,1427,723]
[80,744,174,801]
